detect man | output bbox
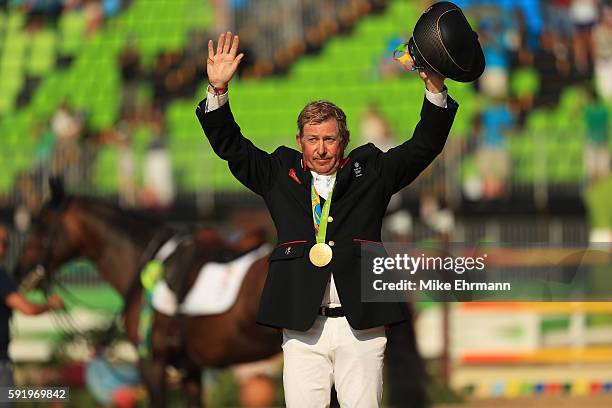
[0,224,64,389]
[197,32,457,407]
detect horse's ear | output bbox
[48,176,65,207]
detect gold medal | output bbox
[309,242,333,267]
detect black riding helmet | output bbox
[410,1,485,82]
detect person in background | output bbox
[570,0,599,73]
[360,103,395,152]
[583,87,610,183]
[593,4,612,100]
[476,98,514,199]
[0,224,64,391]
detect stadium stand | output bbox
[0,0,610,208]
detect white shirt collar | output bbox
[311,171,336,199]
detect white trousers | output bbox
[282,316,387,408]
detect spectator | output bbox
[360,103,394,152]
[536,14,572,77]
[141,115,175,209]
[1,224,65,392]
[544,0,574,57]
[50,103,85,178]
[593,5,612,100]
[118,40,143,119]
[51,103,83,145]
[478,19,510,98]
[476,99,514,199]
[570,0,599,73]
[583,88,610,183]
[84,0,104,37]
[419,193,455,236]
[102,0,120,17]
[535,30,571,107]
[112,123,138,207]
[510,63,539,127]
[85,351,140,408]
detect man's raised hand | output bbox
[418,68,445,94]
[207,31,244,90]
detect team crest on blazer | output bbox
[353,162,363,178]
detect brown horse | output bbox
[14,181,281,407]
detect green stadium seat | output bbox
[526,109,551,133]
[27,29,58,76]
[58,10,87,56]
[515,160,535,183]
[460,155,478,180]
[0,11,6,34]
[6,10,24,32]
[558,86,586,114]
[94,147,120,194]
[511,66,538,98]
[2,34,26,82]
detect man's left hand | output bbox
[419,69,445,93]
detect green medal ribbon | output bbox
[315,185,333,243]
[310,180,335,267]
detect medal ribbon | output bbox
[311,181,334,244]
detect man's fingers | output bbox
[223,31,232,54]
[229,35,239,57]
[217,33,224,55]
[207,40,214,61]
[231,53,244,69]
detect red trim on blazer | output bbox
[276,240,307,247]
[339,156,351,169]
[352,238,383,244]
[288,168,301,184]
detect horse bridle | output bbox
[19,209,68,294]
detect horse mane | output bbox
[40,193,172,248]
[77,196,165,227]
[44,178,163,230]
[75,196,169,237]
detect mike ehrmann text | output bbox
[373,279,512,291]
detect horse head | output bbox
[14,178,80,291]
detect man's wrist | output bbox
[209,82,228,95]
[425,83,446,94]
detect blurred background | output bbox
[0,0,611,406]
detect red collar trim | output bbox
[338,156,350,169]
[288,168,301,184]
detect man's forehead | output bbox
[303,119,339,135]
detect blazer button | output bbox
[328,216,334,223]
[328,241,335,247]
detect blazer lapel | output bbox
[286,158,312,215]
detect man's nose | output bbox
[316,140,326,156]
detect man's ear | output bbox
[295,133,302,152]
